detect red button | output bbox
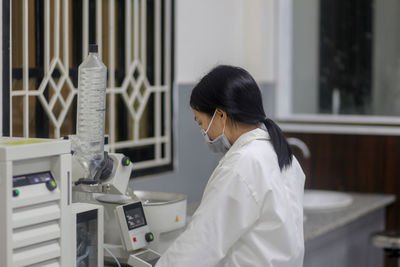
[133,237,137,242]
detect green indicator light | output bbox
[13,189,20,197]
[51,181,56,187]
[126,159,130,165]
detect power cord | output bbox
[104,246,122,267]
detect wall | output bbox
[175,0,275,84]
[287,132,400,232]
[0,0,3,136]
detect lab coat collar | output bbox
[219,128,270,164]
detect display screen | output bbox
[13,171,54,187]
[123,202,147,230]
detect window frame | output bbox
[1,0,175,177]
[276,0,400,135]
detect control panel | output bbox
[115,202,154,252]
[12,171,57,197]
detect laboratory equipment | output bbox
[116,202,161,267]
[0,137,72,267]
[70,43,160,266]
[74,43,107,180]
[115,202,153,251]
[72,154,161,266]
[72,153,131,195]
[134,190,187,234]
[71,203,104,267]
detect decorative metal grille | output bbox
[5,0,173,174]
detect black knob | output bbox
[145,232,154,242]
[122,156,131,166]
[46,180,57,191]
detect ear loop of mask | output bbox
[201,110,231,154]
[203,110,217,136]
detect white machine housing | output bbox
[71,203,104,267]
[0,138,72,267]
[134,191,187,234]
[72,153,132,195]
[115,201,161,266]
[115,201,153,252]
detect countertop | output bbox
[154,192,395,254]
[303,192,395,241]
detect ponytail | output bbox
[263,118,293,171]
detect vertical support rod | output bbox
[63,0,69,70]
[96,0,102,59]
[154,0,161,160]
[54,0,61,138]
[141,0,146,71]
[109,0,115,150]
[125,0,131,70]
[54,0,60,59]
[164,0,171,161]
[83,0,89,60]
[23,0,29,137]
[45,0,50,71]
[133,0,139,60]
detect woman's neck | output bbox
[226,123,258,145]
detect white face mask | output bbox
[202,110,232,154]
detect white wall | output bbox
[0,0,3,136]
[243,0,275,83]
[175,0,275,84]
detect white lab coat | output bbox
[155,128,305,267]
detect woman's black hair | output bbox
[190,65,292,171]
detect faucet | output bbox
[287,137,310,159]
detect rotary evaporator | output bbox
[70,44,161,266]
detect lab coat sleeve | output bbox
[155,166,261,267]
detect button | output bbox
[133,237,137,242]
[122,156,131,166]
[13,189,20,197]
[145,232,154,242]
[46,180,57,191]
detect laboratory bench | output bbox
[150,192,395,267]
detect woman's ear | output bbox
[216,109,228,126]
[215,108,226,118]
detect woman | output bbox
[155,65,305,267]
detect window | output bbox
[2,0,174,177]
[277,0,400,130]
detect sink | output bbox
[303,190,353,212]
